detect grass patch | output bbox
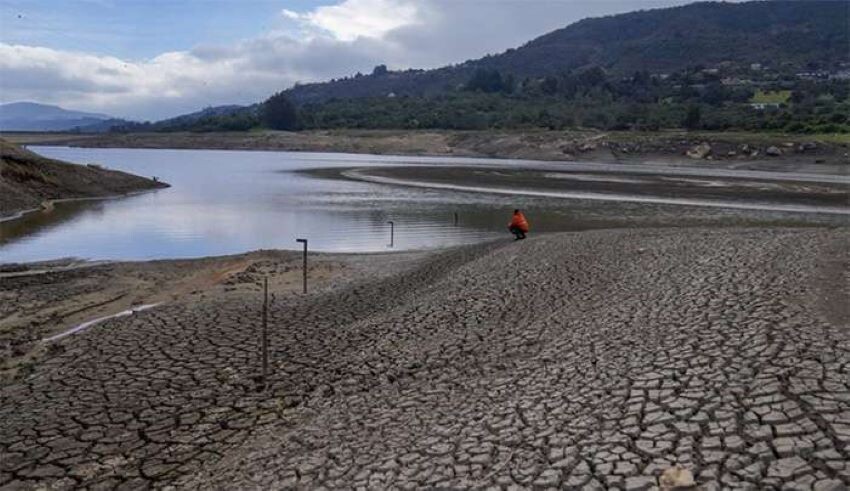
[751,89,791,104]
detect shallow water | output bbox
[0,147,843,263]
[1,148,516,262]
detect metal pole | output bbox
[387,221,394,248]
[296,238,308,294]
[261,276,268,385]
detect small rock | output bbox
[686,142,712,159]
[660,466,695,490]
[766,146,782,156]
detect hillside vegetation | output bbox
[0,138,168,217]
[284,1,849,104]
[109,1,849,135]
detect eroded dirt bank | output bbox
[4,129,849,171]
[1,228,848,489]
[0,138,168,220]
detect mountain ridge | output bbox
[0,102,115,132]
[285,0,850,105]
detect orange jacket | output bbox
[509,212,529,233]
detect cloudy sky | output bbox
[1,0,696,121]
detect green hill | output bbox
[286,1,849,104]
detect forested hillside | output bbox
[286,1,849,104]
[110,1,850,134]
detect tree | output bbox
[577,66,606,88]
[466,68,505,93]
[701,82,727,106]
[262,92,298,130]
[683,105,702,129]
[540,76,559,95]
[372,64,388,76]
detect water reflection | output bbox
[1,147,513,262]
[0,146,832,264]
[0,200,108,245]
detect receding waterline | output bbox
[0,189,164,224]
[344,170,850,216]
[2,146,846,264]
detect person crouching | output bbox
[508,209,529,240]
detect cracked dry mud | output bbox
[2,228,849,490]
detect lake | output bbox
[0,146,844,263]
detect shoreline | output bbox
[338,167,850,216]
[0,188,167,224]
[0,137,169,220]
[4,129,849,172]
[0,247,438,381]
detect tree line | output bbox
[112,66,850,134]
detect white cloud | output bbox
[0,43,267,120]
[0,0,696,121]
[281,9,302,21]
[295,0,420,42]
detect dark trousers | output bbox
[509,226,526,240]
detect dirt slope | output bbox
[0,138,168,218]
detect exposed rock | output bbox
[799,142,818,152]
[686,142,712,159]
[660,466,695,490]
[766,146,782,156]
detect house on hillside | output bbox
[830,70,850,81]
[750,102,780,110]
[796,71,829,80]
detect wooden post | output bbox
[296,238,308,293]
[387,221,394,248]
[261,277,269,385]
[454,212,458,226]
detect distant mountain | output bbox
[287,0,850,104]
[0,102,117,132]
